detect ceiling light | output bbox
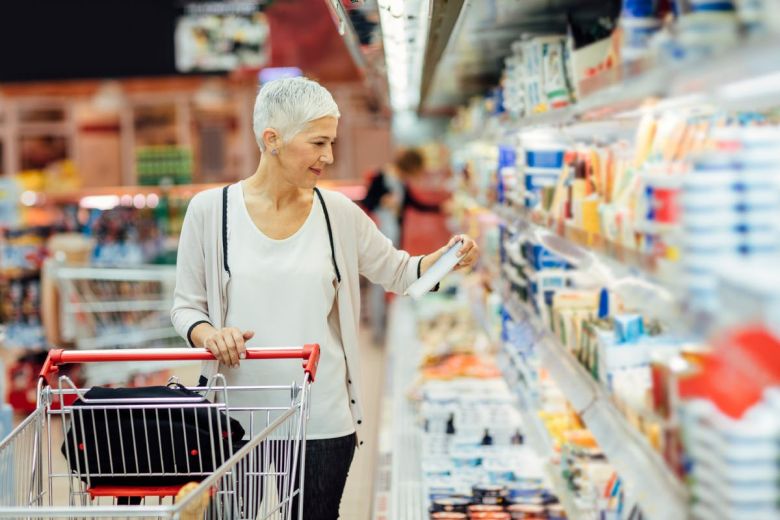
[378,0,429,112]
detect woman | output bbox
[171,77,479,519]
[362,148,445,342]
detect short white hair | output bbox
[252,77,340,151]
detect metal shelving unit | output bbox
[376,298,428,520]
[29,178,365,207]
[466,34,780,134]
[378,276,687,519]
[492,201,724,338]
[502,291,689,520]
[497,347,587,520]
[444,21,780,520]
[378,295,590,519]
[494,203,663,277]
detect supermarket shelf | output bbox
[546,462,586,520]
[498,333,587,520]
[26,179,366,206]
[482,34,780,133]
[493,203,660,277]
[503,292,688,520]
[75,326,178,350]
[495,200,729,338]
[384,298,428,520]
[66,300,171,313]
[54,264,177,282]
[386,293,589,519]
[490,202,707,334]
[498,348,552,458]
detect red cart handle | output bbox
[40,345,320,382]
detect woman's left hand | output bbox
[446,234,479,271]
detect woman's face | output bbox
[277,116,338,189]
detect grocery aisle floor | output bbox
[340,326,385,519]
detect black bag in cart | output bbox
[61,383,245,487]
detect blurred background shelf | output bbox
[26,179,366,207]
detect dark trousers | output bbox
[296,433,356,519]
[240,432,356,520]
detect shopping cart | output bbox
[0,345,320,520]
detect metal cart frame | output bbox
[0,345,320,520]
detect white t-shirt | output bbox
[222,184,354,440]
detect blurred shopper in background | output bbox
[171,77,479,519]
[362,148,441,247]
[361,148,444,342]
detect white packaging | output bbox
[406,241,463,299]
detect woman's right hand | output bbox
[203,327,255,368]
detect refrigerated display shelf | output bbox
[490,201,725,338]
[546,462,584,520]
[502,290,689,520]
[493,203,662,279]
[381,295,590,520]
[382,298,429,520]
[493,201,727,338]
[466,34,780,136]
[497,344,587,520]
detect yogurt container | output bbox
[431,497,471,513]
[524,145,567,169]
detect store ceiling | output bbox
[419,0,613,114]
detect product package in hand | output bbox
[406,241,464,299]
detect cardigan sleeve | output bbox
[170,193,213,346]
[351,200,423,294]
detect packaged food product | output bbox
[432,497,471,513]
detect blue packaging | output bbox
[525,243,569,270]
[622,17,663,51]
[524,169,559,191]
[506,484,545,501]
[491,86,506,115]
[689,0,735,11]
[614,314,644,344]
[525,148,565,169]
[644,184,655,221]
[622,0,658,17]
[497,146,517,203]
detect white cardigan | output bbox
[171,184,428,446]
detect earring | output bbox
[271,149,278,156]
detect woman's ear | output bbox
[262,128,280,152]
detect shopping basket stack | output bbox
[0,345,319,520]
